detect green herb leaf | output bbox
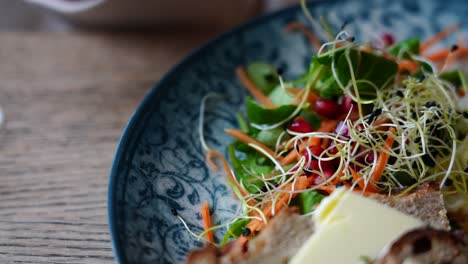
[440,70,468,88]
[290,190,324,214]
[335,49,398,99]
[246,97,297,125]
[236,112,250,133]
[246,62,279,95]
[256,127,285,148]
[228,143,273,194]
[300,108,322,130]
[268,85,296,106]
[392,170,417,186]
[388,37,420,58]
[221,218,250,245]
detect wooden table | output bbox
[0,31,214,263]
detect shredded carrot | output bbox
[348,166,366,190]
[373,117,391,127]
[398,59,418,74]
[225,129,277,158]
[458,87,465,97]
[244,176,311,237]
[236,66,276,109]
[366,127,396,191]
[420,23,459,53]
[205,150,255,206]
[317,185,336,194]
[201,201,214,243]
[426,48,451,61]
[321,137,331,150]
[286,22,322,50]
[285,87,303,95]
[373,117,392,131]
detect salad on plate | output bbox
[183,3,468,263]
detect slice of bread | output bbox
[186,184,453,264]
[375,228,466,264]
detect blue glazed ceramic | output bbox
[108,0,468,263]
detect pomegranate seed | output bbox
[341,95,355,113]
[364,152,375,163]
[303,146,324,162]
[314,99,342,119]
[313,168,335,185]
[289,118,314,133]
[382,32,395,46]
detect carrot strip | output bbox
[373,117,391,127]
[348,166,366,190]
[225,129,277,158]
[317,185,336,194]
[201,202,214,243]
[286,22,322,50]
[205,150,255,206]
[321,138,331,150]
[236,66,276,109]
[398,60,418,74]
[420,23,459,53]
[425,48,450,61]
[366,127,396,191]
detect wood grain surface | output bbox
[0,31,214,263]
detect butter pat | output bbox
[290,188,424,264]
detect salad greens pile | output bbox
[194,3,468,245]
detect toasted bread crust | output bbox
[185,185,453,264]
[375,228,466,264]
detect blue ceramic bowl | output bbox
[108,1,468,263]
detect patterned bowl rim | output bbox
[107,2,331,263]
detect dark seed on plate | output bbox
[444,178,453,186]
[242,227,251,237]
[387,156,397,165]
[171,208,179,216]
[396,91,404,97]
[367,114,376,124]
[336,182,344,187]
[276,67,284,76]
[372,108,382,117]
[422,154,436,167]
[412,236,432,255]
[451,44,459,52]
[425,101,436,108]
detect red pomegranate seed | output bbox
[313,168,335,185]
[314,99,342,119]
[364,152,375,163]
[289,118,314,133]
[341,95,355,113]
[303,146,324,161]
[382,32,395,46]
